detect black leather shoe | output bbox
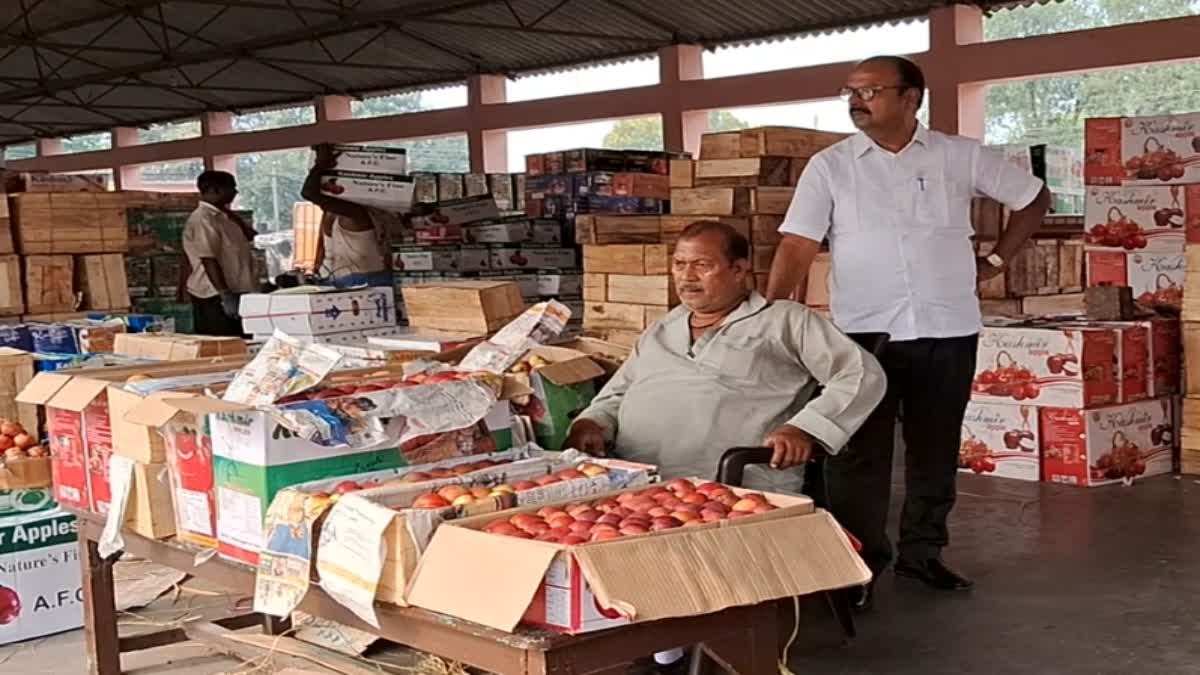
[895,558,973,591]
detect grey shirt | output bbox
[575,292,886,493]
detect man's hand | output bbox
[564,419,607,456]
[763,425,814,469]
[976,256,1003,281]
[312,143,337,170]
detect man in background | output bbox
[301,145,393,288]
[183,170,258,336]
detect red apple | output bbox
[510,514,544,529]
[547,516,575,530]
[437,485,470,501]
[333,480,360,495]
[683,519,706,528]
[651,492,676,504]
[675,503,702,514]
[412,493,451,509]
[568,521,593,534]
[702,501,729,514]
[469,486,492,500]
[566,503,592,517]
[715,494,740,508]
[507,531,534,539]
[513,480,539,492]
[537,506,566,519]
[522,521,551,535]
[700,509,725,522]
[619,516,650,528]
[556,469,586,480]
[681,493,708,505]
[561,534,589,545]
[731,498,759,513]
[591,529,623,541]
[727,510,753,519]
[752,504,778,514]
[597,513,623,527]
[660,497,684,510]
[628,498,657,513]
[644,487,670,500]
[665,478,696,494]
[620,523,649,536]
[651,516,682,530]
[610,506,632,519]
[486,522,520,536]
[696,482,723,495]
[616,492,638,504]
[573,508,602,522]
[593,498,620,512]
[742,493,770,505]
[546,527,571,539]
[647,506,671,518]
[535,475,562,487]
[672,510,699,523]
[451,494,475,506]
[535,532,562,543]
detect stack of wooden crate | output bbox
[671,126,847,303]
[578,223,674,348]
[973,199,1087,317]
[1180,241,1200,474]
[0,189,168,322]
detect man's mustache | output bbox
[678,284,703,293]
[850,107,870,115]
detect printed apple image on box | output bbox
[973,326,1119,408]
[959,402,1040,482]
[1086,250,1185,309]
[1083,185,1199,252]
[1085,114,1200,186]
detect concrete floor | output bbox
[2,473,1199,674]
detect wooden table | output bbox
[71,510,784,675]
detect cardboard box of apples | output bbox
[279,447,655,605]
[0,418,49,491]
[406,478,870,634]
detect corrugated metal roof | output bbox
[0,0,1044,145]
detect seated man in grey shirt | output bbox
[566,221,886,494]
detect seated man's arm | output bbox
[781,310,887,457]
[565,349,639,455]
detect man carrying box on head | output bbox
[301,144,395,288]
[765,55,1051,606]
[183,170,258,337]
[565,221,886,495]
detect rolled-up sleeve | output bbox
[571,346,639,441]
[785,309,886,452]
[972,144,1045,211]
[779,155,835,243]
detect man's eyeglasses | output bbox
[838,85,906,102]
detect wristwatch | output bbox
[985,252,1005,268]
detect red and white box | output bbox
[1083,185,1199,251]
[1100,322,1149,404]
[1085,114,1200,186]
[44,407,89,510]
[1086,250,1185,309]
[1140,317,1181,398]
[1041,398,1174,487]
[959,401,1040,482]
[973,326,1118,408]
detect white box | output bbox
[973,326,1120,408]
[0,508,83,646]
[1086,251,1185,309]
[1083,185,1195,252]
[1086,113,1200,185]
[240,288,397,336]
[393,247,460,273]
[319,172,414,210]
[329,144,407,175]
[459,247,491,272]
[468,221,531,244]
[959,401,1040,481]
[531,222,564,244]
[411,196,500,228]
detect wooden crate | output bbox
[0,254,22,316]
[402,281,525,333]
[971,198,1007,241]
[669,159,695,189]
[582,244,669,275]
[583,328,643,349]
[1005,240,1062,297]
[583,273,607,302]
[584,302,650,332]
[750,215,784,246]
[660,216,749,245]
[976,242,1007,300]
[752,244,776,274]
[1185,323,1200,396]
[1058,239,1084,292]
[575,215,663,245]
[738,127,849,159]
[24,254,76,314]
[698,132,742,160]
[670,187,794,216]
[1034,240,1060,295]
[21,310,98,323]
[77,253,130,311]
[979,298,1022,316]
[605,274,676,307]
[694,158,792,187]
[1022,293,1085,316]
[1181,397,1200,475]
[11,192,128,254]
[0,348,37,435]
[0,197,13,255]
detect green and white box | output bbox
[0,507,82,646]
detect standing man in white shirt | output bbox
[182,170,259,336]
[766,56,1050,605]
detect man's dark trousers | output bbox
[824,334,978,573]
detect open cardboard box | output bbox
[292,449,656,605]
[15,357,250,513]
[0,456,51,490]
[407,481,870,634]
[510,345,608,450]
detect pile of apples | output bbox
[276,371,477,405]
[0,419,44,462]
[312,458,516,498]
[480,479,778,543]
[411,462,610,510]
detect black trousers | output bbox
[824,334,978,573]
[190,294,245,337]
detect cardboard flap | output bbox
[45,377,111,412]
[572,510,871,624]
[528,346,606,385]
[124,393,249,426]
[15,372,72,405]
[406,525,560,632]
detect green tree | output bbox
[602,111,750,150]
[984,0,1200,147]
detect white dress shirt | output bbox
[183,201,259,299]
[780,125,1044,342]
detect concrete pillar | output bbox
[36,138,62,156]
[926,5,986,139]
[659,44,705,155]
[468,74,508,172]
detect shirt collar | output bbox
[671,290,769,329]
[853,123,930,158]
[197,200,224,215]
